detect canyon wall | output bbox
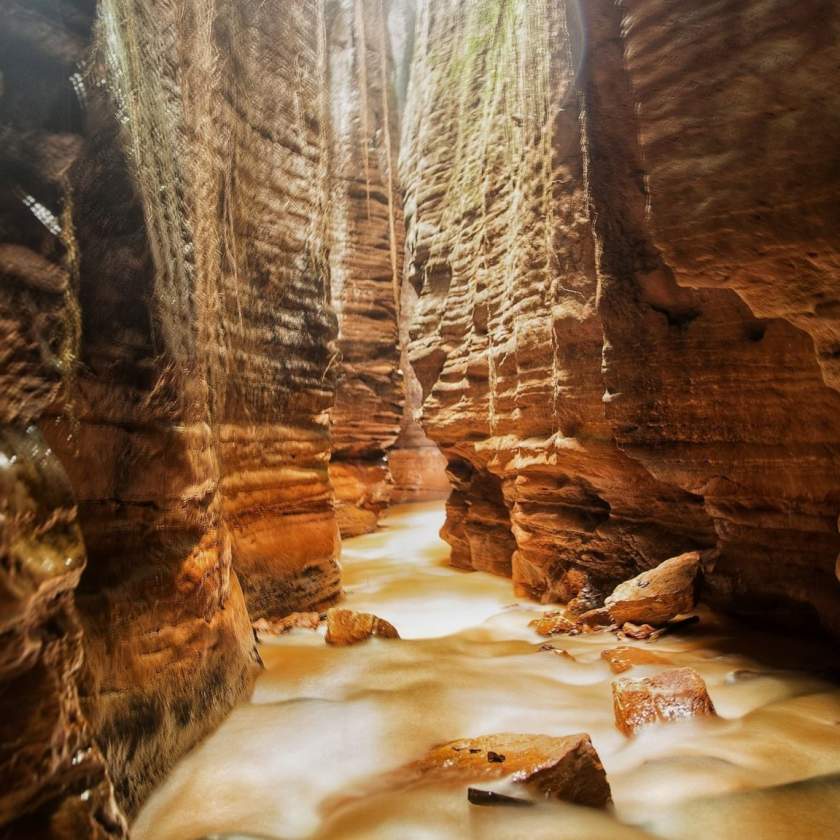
[2,0,345,829]
[327,0,404,537]
[404,0,840,635]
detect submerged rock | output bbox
[612,667,717,736]
[605,552,701,626]
[396,733,612,808]
[529,612,577,636]
[601,647,673,674]
[253,612,322,636]
[325,609,400,646]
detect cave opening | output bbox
[2,1,839,839]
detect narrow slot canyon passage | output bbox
[2,1,840,839]
[133,502,840,840]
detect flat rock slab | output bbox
[393,733,612,808]
[325,608,400,646]
[612,667,716,736]
[605,551,701,626]
[601,646,672,674]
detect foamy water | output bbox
[133,502,840,840]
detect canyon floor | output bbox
[133,503,840,840]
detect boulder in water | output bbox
[325,609,400,646]
[612,667,716,736]
[397,733,612,808]
[605,552,701,626]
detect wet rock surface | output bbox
[601,647,673,675]
[403,0,840,636]
[0,428,127,839]
[612,667,717,737]
[391,733,612,809]
[529,612,577,637]
[605,552,701,626]
[253,612,323,636]
[327,0,404,536]
[325,608,400,646]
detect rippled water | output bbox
[133,502,840,840]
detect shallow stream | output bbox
[134,502,840,840]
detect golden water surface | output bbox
[134,502,840,840]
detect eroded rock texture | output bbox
[327,0,404,537]
[403,0,713,604]
[404,0,840,635]
[0,2,127,834]
[0,427,127,839]
[390,266,451,504]
[582,0,840,636]
[2,0,345,822]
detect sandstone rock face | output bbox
[2,0,346,821]
[389,263,451,504]
[403,0,840,635]
[0,428,127,839]
[605,552,701,627]
[612,668,717,737]
[388,445,450,504]
[326,0,404,536]
[325,608,400,646]
[389,733,611,808]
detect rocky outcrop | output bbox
[403,0,714,604]
[326,0,404,536]
[581,0,840,637]
[403,0,840,635]
[390,258,450,504]
[2,0,346,823]
[0,428,127,839]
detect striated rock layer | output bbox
[390,259,451,504]
[327,0,404,536]
[403,0,840,635]
[1,0,346,824]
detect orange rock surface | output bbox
[325,608,400,646]
[612,668,717,736]
[402,0,840,636]
[601,647,673,675]
[388,733,611,808]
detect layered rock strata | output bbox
[0,428,127,839]
[327,0,404,536]
[580,0,840,636]
[390,266,451,504]
[1,3,128,831]
[2,0,345,823]
[403,0,714,603]
[403,0,840,635]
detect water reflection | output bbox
[134,502,840,840]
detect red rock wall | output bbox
[404,0,840,634]
[326,0,404,537]
[582,0,840,635]
[1,0,345,825]
[1,2,129,834]
[390,255,451,504]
